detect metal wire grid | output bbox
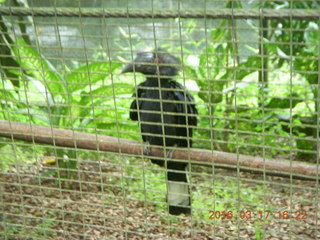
[0,0,319,239]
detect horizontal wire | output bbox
[0,7,319,20]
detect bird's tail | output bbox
[166,167,191,215]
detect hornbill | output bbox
[122,48,197,215]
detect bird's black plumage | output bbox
[122,48,197,215]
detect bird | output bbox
[122,48,197,215]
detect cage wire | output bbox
[0,0,319,239]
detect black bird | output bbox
[122,48,197,215]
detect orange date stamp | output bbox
[208,210,307,220]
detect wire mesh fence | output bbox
[0,0,319,239]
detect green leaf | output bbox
[0,79,28,114]
[12,38,66,99]
[16,108,50,124]
[0,29,20,87]
[222,55,262,81]
[65,62,121,93]
[27,76,54,105]
[0,79,17,102]
[223,82,250,93]
[95,122,140,140]
[78,83,133,118]
[210,20,227,41]
[79,83,133,106]
[183,65,198,79]
[304,22,319,55]
[265,93,302,109]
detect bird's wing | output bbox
[129,82,146,121]
[129,94,138,121]
[170,81,198,126]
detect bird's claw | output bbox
[166,144,178,159]
[143,142,151,156]
[166,149,174,159]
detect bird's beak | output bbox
[121,64,133,74]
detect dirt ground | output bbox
[1,157,319,240]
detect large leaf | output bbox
[12,38,66,99]
[79,83,133,106]
[16,108,50,124]
[265,93,302,109]
[0,78,16,102]
[0,77,27,113]
[304,22,319,55]
[78,83,133,117]
[0,15,21,87]
[65,61,121,93]
[96,122,140,140]
[27,76,54,105]
[221,55,262,81]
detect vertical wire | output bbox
[125,10,150,240]
[0,63,11,239]
[229,0,241,238]
[259,7,267,240]
[108,5,138,238]
[124,1,159,238]
[57,3,79,185]
[177,1,194,237]
[11,10,44,235]
[55,0,79,192]
[315,11,320,238]
[288,0,294,236]
[202,0,217,238]
[150,0,170,225]
[76,2,91,235]
[36,1,65,237]
[7,6,37,236]
[122,2,131,238]
[26,2,68,237]
[100,7,111,237]
[52,0,68,235]
[124,3,151,234]
[34,3,66,237]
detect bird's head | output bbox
[121,48,180,78]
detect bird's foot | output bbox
[166,144,178,159]
[143,141,151,156]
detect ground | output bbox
[0,154,319,240]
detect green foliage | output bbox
[196,21,230,104]
[0,38,136,178]
[265,93,302,109]
[105,155,273,224]
[13,38,66,98]
[65,61,121,93]
[304,22,319,55]
[0,143,38,170]
[3,217,55,239]
[180,5,318,159]
[192,174,272,222]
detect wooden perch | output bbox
[0,120,318,180]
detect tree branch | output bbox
[0,120,318,180]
